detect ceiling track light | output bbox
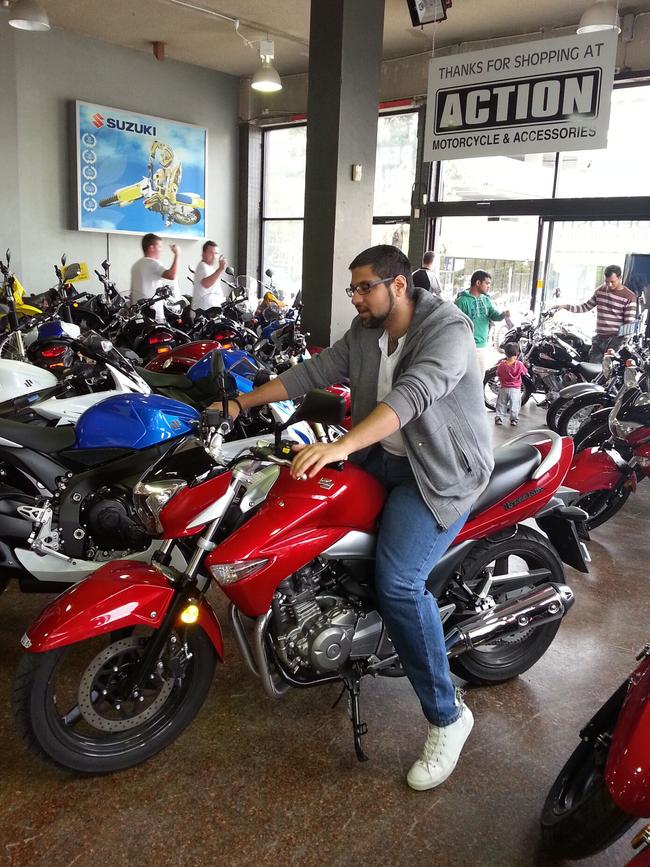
[251,40,282,93]
[577,0,621,34]
[6,0,50,31]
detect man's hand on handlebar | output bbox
[290,441,349,480]
[207,399,241,421]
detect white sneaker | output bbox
[406,703,474,791]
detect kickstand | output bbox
[344,675,369,762]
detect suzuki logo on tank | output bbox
[424,32,617,161]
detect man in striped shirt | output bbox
[553,265,637,363]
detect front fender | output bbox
[559,382,606,399]
[564,448,635,495]
[606,656,650,816]
[22,560,224,659]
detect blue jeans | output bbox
[495,386,522,423]
[362,447,470,727]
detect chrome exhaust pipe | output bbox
[445,583,574,658]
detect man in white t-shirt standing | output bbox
[192,240,227,311]
[130,233,180,322]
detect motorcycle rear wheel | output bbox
[575,487,632,530]
[448,528,565,684]
[13,626,216,775]
[541,730,635,859]
[483,366,532,412]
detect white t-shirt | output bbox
[131,256,166,303]
[130,256,169,322]
[377,330,407,456]
[193,261,224,311]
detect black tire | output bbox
[448,527,565,684]
[557,395,611,438]
[99,195,119,207]
[575,486,632,531]
[13,626,216,775]
[546,396,572,432]
[541,722,634,858]
[574,420,611,452]
[483,366,532,412]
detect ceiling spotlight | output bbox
[577,1,621,34]
[251,40,282,93]
[7,0,50,31]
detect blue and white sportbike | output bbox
[0,359,315,595]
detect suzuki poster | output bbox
[75,100,207,238]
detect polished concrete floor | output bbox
[0,401,648,867]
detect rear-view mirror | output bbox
[292,389,345,427]
[225,266,235,277]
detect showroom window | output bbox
[261,111,419,299]
[428,81,650,321]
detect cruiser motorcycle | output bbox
[13,388,588,774]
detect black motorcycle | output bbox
[483,311,601,411]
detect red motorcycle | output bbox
[564,387,650,531]
[541,642,650,860]
[13,387,588,775]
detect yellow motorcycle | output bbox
[99,140,204,227]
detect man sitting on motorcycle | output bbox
[216,245,493,791]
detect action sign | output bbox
[424,32,617,161]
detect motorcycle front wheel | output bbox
[574,419,611,452]
[13,626,216,775]
[447,527,565,684]
[541,717,635,858]
[545,395,572,432]
[557,395,611,438]
[575,486,632,530]
[483,366,532,412]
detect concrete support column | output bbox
[301,0,385,347]
[0,23,21,268]
[237,122,262,283]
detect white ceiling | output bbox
[6,0,650,77]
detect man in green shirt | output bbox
[455,270,510,374]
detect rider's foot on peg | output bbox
[406,703,474,791]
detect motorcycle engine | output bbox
[83,488,150,553]
[271,560,389,675]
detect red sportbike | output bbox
[565,387,650,531]
[13,389,588,775]
[542,642,650,861]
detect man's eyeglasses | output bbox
[345,276,398,298]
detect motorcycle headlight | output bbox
[209,558,269,586]
[133,479,186,534]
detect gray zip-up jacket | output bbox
[279,289,494,529]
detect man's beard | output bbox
[359,288,395,329]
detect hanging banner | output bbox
[75,101,207,238]
[424,32,617,161]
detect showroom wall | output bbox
[0,20,239,295]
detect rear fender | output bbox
[564,448,635,495]
[606,655,650,816]
[536,509,590,573]
[22,559,224,659]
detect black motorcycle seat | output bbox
[469,443,542,517]
[0,418,76,453]
[136,367,192,391]
[577,362,602,381]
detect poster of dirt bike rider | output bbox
[74,100,207,239]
